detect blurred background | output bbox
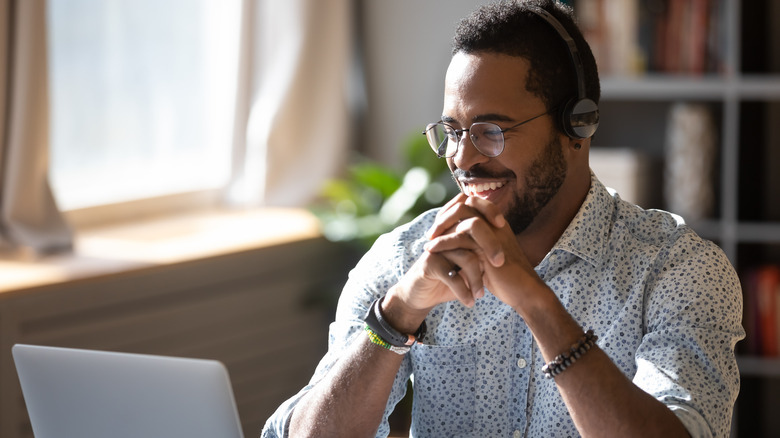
[0,1,778,437]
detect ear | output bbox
[562,135,591,169]
[561,133,588,152]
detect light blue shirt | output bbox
[262,174,744,438]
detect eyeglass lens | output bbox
[425,122,505,158]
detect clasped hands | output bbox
[386,194,542,329]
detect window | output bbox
[47,0,242,211]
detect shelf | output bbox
[687,220,722,242]
[736,223,780,244]
[737,356,780,377]
[601,75,780,101]
[601,76,727,100]
[737,76,780,99]
[682,221,780,244]
[588,2,780,435]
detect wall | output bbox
[359,1,487,166]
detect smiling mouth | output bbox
[462,181,505,197]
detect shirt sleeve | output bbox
[634,229,745,438]
[261,214,431,437]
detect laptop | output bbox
[12,344,244,438]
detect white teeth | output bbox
[466,181,504,195]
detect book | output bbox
[744,265,780,357]
[573,0,725,75]
[756,266,780,357]
[742,268,761,355]
[575,0,642,76]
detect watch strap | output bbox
[363,296,426,348]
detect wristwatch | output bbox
[363,296,426,347]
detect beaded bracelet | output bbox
[365,325,410,355]
[541,329,598,379]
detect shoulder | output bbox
[611,200,743,328]
[609,193,739,294]
[392,208,439,244]
[609,193,728,269]
[610,194,689,248]
[370,208,439,269]
[339,208,439,300]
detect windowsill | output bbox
[0,207,322,295]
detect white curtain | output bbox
[0,0,72,254]
[228,0,354,207]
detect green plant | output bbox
[310,131,459,248]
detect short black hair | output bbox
[453,0,600,131]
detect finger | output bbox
[464,195,507,229]
[428,198,486,240]
[428,193,469,239]
[425,217,506,268]
[437,249,485,305]
[422,248,483,307]
[455,218,505,267]
[428,194,508,241]
[440,192,469,212]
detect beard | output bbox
[503,134,567,234]
[450,131,568,234]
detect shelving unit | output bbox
[582,1,780,436]
[601,74,780,257]
[602,76,780,100]
[738,356,780,377]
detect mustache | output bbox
[451,165,514,181]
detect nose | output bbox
[451,132,490,171]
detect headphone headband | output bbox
[526,6,599,139]
[527,7,586,100]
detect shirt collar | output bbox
[550,171,614,267]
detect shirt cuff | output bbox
[261,386,311,438]
[668,404,714,438]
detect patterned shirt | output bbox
[262,174,744,438]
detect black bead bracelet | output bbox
[541,329,598,379]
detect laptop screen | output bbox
[12,344,244,438]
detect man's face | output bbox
[442,51,568,234]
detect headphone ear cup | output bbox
[560,97,600,139]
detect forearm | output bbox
[288,334,405,438]
[519,291,690,438]
[555,348,690,438]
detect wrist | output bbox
[382,288,431,334]
[364,296,426,349]
[510,274,556,319]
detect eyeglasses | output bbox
[423,109,551,158]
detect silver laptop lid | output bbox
[12,344,244,438]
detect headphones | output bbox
[527,6,599,139]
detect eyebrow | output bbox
[440,113,516,126]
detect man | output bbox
[263,1,744,437]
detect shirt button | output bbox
[516,357,527,368]
[513,430,522,438]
